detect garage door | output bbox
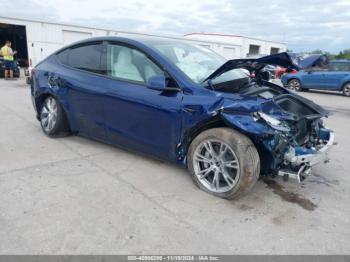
[62,30,92,45]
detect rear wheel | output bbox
[187,128,260,200]
[342,83,350,97]
[287,79,302,91]
[40,96,70,137]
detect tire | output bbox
[287,79,302,91]
[342,83,350,97]
[187,128,260,200]
[39,96,70,137]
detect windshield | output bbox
[148,40,248,83]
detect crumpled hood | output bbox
[214,91,329,136]
[220,94,296,121]
[203,52,298,82]
[203,53,329,82]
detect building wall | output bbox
[116,31,242,59]
[0,16,118,65]
[184,33,287,58]
[0,16,287,66]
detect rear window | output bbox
[329,62,350,71]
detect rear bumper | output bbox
[278,130,335,182]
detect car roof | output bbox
[55,35,202,54]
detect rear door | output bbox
[55,42,106,139]
[324,62,350,90]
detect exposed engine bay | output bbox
[207,71,333,182]
[195,52,335,182]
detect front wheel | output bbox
[287,79,302,91]
[187,128,260,200]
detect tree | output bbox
[334,50,350,59]
[310,49,324,55]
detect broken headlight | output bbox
[257,112,291,132]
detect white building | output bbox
[184,33,287,59]
[0,16,287,67]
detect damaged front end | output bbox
[220,92,334,182]
[205,52,335,182]
[183,52,335,183]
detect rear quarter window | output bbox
[57,49,69,65]
[329,62,350,71]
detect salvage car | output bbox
[282,58,350,96]
[30,37,334,199]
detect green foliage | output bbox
[309,49,324,54]
[334,49,350,59]
[298,49,350,60]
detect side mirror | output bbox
[147,75,166,91]
[147,75,181,92]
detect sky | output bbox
[1,0,350,53]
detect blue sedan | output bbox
[281,59,350,96]
[31,37,334,199]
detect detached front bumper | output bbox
[278,130,335,182]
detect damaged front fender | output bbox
[221,113,273,136]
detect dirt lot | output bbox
[0,77,349,254]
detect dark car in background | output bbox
[282,58,350,96]
[0,57,21,78]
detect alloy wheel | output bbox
[193,139,240,193]
[343,85,350,96]
[288,79,301,91]
[40,97,58,132]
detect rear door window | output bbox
[329,62,350,71]
[57,43,105,75]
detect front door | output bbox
[301,69,327,89]
[102,43,183,162]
